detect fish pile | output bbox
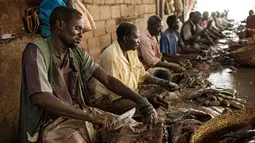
[166,108,213,143]
[179,70,211,88]
[187,88,246,108]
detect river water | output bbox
[208,67,255,108]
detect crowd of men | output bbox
[19,6,234,143]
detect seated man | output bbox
[93,22,179,115]
[181,11,214,48]
[210,12,225,32]
[160,15,202,56]
[200,11,225,40]
[19,7,156,143]
[218,12,230,29]
[247,10,255,37]
[138,15,185,75]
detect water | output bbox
[208,68,255,107]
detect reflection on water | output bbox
[209,68,234,89]
[208,68,255,107]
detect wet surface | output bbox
[209,68,255,108]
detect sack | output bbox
[165,0,175,14]
[174,0,183,14]
[24,7,40,33]
[69,0,96,31]
[39,0,68,37]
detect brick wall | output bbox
[83,0,157,60]
[0,0,157,60]
[0,0,157,142]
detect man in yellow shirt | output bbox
[93,23,179,115]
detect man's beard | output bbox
[69,42,79,49]
[171,25,179,31]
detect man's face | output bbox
[192,13,202,24]
[149,21,163,36]
[125,28,140,51]
[60,17,85,48]
[169,19,179,31]
[203,13,209,20]
[249,11,254,16]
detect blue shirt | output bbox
[160,30,182,55]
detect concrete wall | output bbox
[0,0,157,142]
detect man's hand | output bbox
[166,82,180,91]
[161,81,180,91]
[144,75,180,91]
[172,64,186,73]
[179,60,192,69]
[89,114,106,125]
[136,97,157,129]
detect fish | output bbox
[222,107,232,114]
[206,94,218,101]
[218,93,235,100]
[208,100,221,106]
[211,106,225,114]
[184,108,213,122]
[229,100,245,109]
[200,107,221,117]
[234,97,247,104]
[220,89,237,97]
[220,100,231,107]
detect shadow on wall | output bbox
[0,35,38,142]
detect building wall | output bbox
[0,0,157,142]
[82,0,157,60]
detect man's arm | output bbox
[183,25,204,41]
[92,66,156,125]
[162,54,180,63]
[143,75,180,91]
[179,42,201,54]
[31,93,105,124]
[155,61,185,72]
[92,66,143,102]
[177,30,201,54]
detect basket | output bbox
[190,108,255,143]
[229,43,255,67]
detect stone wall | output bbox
[0,0,157,142]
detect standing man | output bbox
[19,6,156,143]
